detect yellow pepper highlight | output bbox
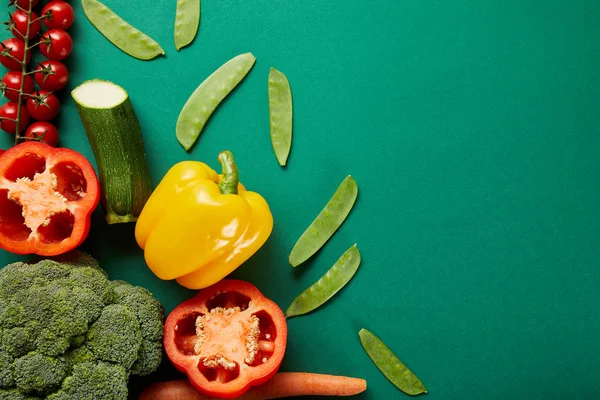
[135,151,273,289]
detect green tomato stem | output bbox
[217,150,239,195]
[14,0,35,145]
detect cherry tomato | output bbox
[2,71,35,102]
[0,149,5,156]
[40,29,73,61]
[10,0,39,9]
[24,121,59,146]
[26,90,60,121]
[0,38,31,70]
[164,280,288,398]
[0,102,29,134]
[10,10,41,40]
[42,1,74,30]
[34,60,69,91]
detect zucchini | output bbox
[72,79,152,224]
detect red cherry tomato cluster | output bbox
[0,0,74,149]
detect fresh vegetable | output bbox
[34,60,69,91]
[0,102,28,133]
[82,0,165,61]
[3,1,36,145]
[268,67,293,166]
[42,1,75,30]
[0,142,99,256]
[359,329,427,396]
[24,121,59,146]
[0,38,30,70]
[2,70,34,102]
[72,79,153,224]
[40,29,73,61]
[176,52,256,150]
[286,244,361,318]
[135,151,273,289]
[0,251,165,398]
[164,280,287,398]
[141,373,367,399]
[2,0,73,147]
[174,0,200,51]
[9,9,41,39]
[26,90,60,121]
[289,176,358,267]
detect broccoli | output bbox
[14,353,68,394]
[86,304,143,369]
[0,251,164,399]
[46,362,128,400]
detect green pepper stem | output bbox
[217,151,239,195]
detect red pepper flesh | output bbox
[0,142,99,256]
[164,280,288,399]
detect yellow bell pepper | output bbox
[135,151,273,289]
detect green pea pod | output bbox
[174,0,200,51]
[286,244,361,318]
[289,176,358,267]
[268,68,293,166]
[359,329,427,396]
[82,0,165,61]
[176,53,256,150]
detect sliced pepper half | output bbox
[164,279,288,398]
[0,142,100,256]
[135,151,273,289]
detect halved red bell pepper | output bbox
[164,279,288,399]
[0,141,100,256]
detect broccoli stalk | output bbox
[0,251,164,399]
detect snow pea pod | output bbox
[286,245,360,318]
[176,53,256,150]
[289,176,358,267]
[268,68,293,166]
[82,0,165,61]
[174,0,200,51]
[359,329,427,396]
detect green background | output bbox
[1,0,600,398]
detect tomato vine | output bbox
[0,0,73,147]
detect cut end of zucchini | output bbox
[106,212,138,225]
[72,80,128,109]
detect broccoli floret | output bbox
[46,362,128,400]
[130,340,164,376]
[0,251,165,399]
[20,284,90,356]
[111,282,164,376]
[0,346,14,388]
[13,353,68,395]
[86,304,143,369]
[63,267,114,305]
[68,285,105,327]
[63,346,94,369]
[0,261,69,299]
[0,300,24,329]
[52,250,102,271]
[112,283,164,342]
[0,326,35,358]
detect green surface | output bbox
[1,0,599,399]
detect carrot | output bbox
[248,373,367,398]
[140,372,367,400]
